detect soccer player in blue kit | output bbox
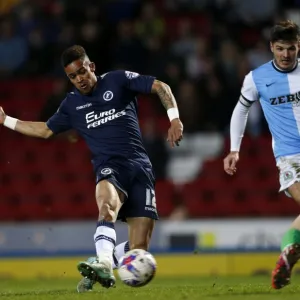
[0,45,183,291]
[224,21,300,289]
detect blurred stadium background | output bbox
[1,0,300,279]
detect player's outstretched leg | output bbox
[77,253,115,289]
[77,219,116,289]
[77,180,124,289]
[77,241,130,293]
[272,228,300,289]
[77,257,97,293]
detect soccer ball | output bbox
[117,249,157,287]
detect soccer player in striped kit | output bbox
[224,20,300,289]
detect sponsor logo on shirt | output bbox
[266,82,275,87]
[85,109,126,128]
[125,71,139,79]
[270,91,300,106]
[76,103,92,110]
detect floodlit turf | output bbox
[1,276,300,300]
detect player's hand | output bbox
[167,118,183,148]
[0,106,6,125]
[223,151,239,175]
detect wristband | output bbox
[167,108,179,122]
[4,116,18,130]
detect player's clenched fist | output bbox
[223,151,239,176]
[167,119,183,148]
[0,107,6,125]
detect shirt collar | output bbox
[271,59,298,73]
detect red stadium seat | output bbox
[0,78,296,220]
[155,180,176,217]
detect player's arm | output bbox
[151,79,177,110]
[113,70,183,147]
[224,72,259,175]
[151,79,183,147]
[0,106,53,138]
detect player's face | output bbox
[65,58,97,95]
[270,40,299,71]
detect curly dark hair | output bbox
[61,45,89,68]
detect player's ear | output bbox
[90,62,96,72]
[270,42,274,53]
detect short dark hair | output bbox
[61,45,89,68]
[270,20,300,43]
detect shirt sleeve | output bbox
[111,70,156,94]
[230,101,251,151]
[46,99,72,134]
[240,71,259,105]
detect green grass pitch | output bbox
[1,276,300,300]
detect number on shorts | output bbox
[146,188,156,208]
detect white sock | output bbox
[112,241,130,269]
[94,221,116,264]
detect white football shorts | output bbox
[277,153,300,197]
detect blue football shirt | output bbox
[241,60,300,160]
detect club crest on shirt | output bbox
[125,71,139,79]
[101,168,112,175]
[103,91,113,101]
